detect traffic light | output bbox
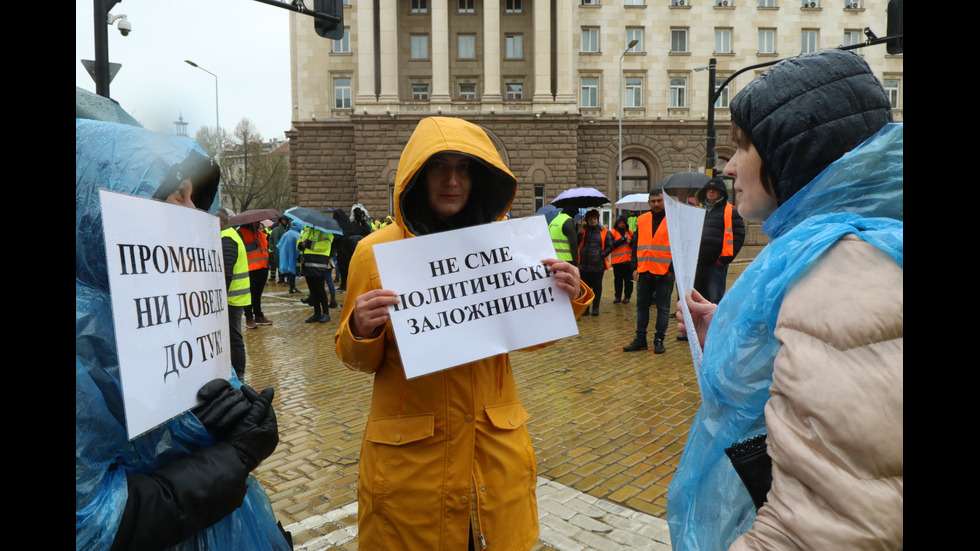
[313,0,344,40]
[886,0,903,54]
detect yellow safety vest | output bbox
[221,227,252,307]
[548,213,574,262]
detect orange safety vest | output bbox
[636,211,671,275]
[578,227,610,270]
[721,202,735,258]
[239,226,269,270]
[609,228,633,265]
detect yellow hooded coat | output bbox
[335,117,593,550]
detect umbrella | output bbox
[615,193,650,212]
[656,172,711,191]
[229,208,281,227]
[550,187,609,209]
[285,207,344,235]
[535,204,560,224]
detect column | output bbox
[378,0,400,105]
[554,0,575,105]
[482,0,502,107]
[430,0,452,105]
[355,0,377,106]
[531,0,552,105]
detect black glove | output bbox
[193,379,250,439]
[226,385,279,471]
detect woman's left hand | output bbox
[542,258,582,299]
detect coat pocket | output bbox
[363,413,435,446]
[484,402,531,431]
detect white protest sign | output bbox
[100,190,229,439]
[664,193,706,395]
[374,216,579,379]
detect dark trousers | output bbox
[581,270,604,312]
[228,305,245,380]
[245,268,268,319]
[635,272,674,340]
[693,262,729,304]
[285,272,297,291]
[612,262,633,300]
[306,275,329,316]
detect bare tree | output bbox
[215,118,290,213]
[194,125,230,159]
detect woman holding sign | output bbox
[336,117,594,550]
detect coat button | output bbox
[394,434,402,442]
[465,415,473,423]
[460,496,469,504]
[509,419,515,426]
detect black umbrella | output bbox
[550,187,610,209]
[656,172,711,191]
[535,204,561,224]
[285,207,344,235]
[229,208,281,227]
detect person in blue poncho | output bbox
[277,219,305,294]
[668,49,903,550]
[76,118,291,551]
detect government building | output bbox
[286,0,903,224]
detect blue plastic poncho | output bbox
[666,123,903,550]
[277,220,304,276]
[76,119,290,551]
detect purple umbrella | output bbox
[550,187,609,209]
[229,208,281,227]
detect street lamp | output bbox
[618,39,639,207]
[185,59,220,162]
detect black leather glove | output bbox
[193,379,250,439]
[226,385,279,471]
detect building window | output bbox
[626,28,644,52]
[714,76,730,109]
[845,0,862,7]
[715,28,732,54]
[802,0,819,7]
[758,29,775,53]
[671,0,689,5]
[412,83,430,100]
[883,79,900,109]
[411,0,428,14]
[411,35,429,59]
[626,0,645,5]
[458,0,474,13]
[506,0,523,13]
[581,0,600,5]
[458,82,477,100]
[458,34,476,59]
[332,28,350,53]
[801,29,818,53]
[716,0,734,5]
[759,0,776,6]
[334,78,351,109]
[843,29,862,48]
[581,77,599,108]
[534,185,545,211]
[506,34,523,59]
[671,29,688,53]
[505,82,524,100]
[625,77,643,108]
[669,77,687,108]
[582,28,600,53]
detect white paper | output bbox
[373,216,579,379]
[663,193,706,394]
[100,190,228,439]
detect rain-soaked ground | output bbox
[247,248,761,550]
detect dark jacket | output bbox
[696,183,745,266]
[577,224,613,273]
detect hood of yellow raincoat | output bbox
[394,117,517,236]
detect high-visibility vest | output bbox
[221,227,252,307]
[548,213,574,261]
[579,227,611,270]
[628,215,638,233]
[239,227,269,270]
[298,226,334,276]
[609,228,633,265]
[636,211,671,275]
[721,202,735,258]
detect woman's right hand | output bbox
[677,288,716,349]
[350,289,400,339]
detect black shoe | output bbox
[329,299,339,308]
[318,313,331,323]
[304,314,320,323]
[653,337,666,354]
[301,296,310,304]
[676,334,688,341]
[623,338,648,352]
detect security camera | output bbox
[118,19,132,36]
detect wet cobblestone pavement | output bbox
[246,253,757,550]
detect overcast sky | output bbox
[76,0,295,142]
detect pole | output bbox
[618,39,638,209]
[705,58,716,178]
[185,60,220,163]
[93,0,121,98]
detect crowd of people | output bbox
[77,48,901,550]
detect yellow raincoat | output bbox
[335,117,593,550]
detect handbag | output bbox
[724,433,772,511]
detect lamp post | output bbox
[618,39,639,208]
[184,60,220,162]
